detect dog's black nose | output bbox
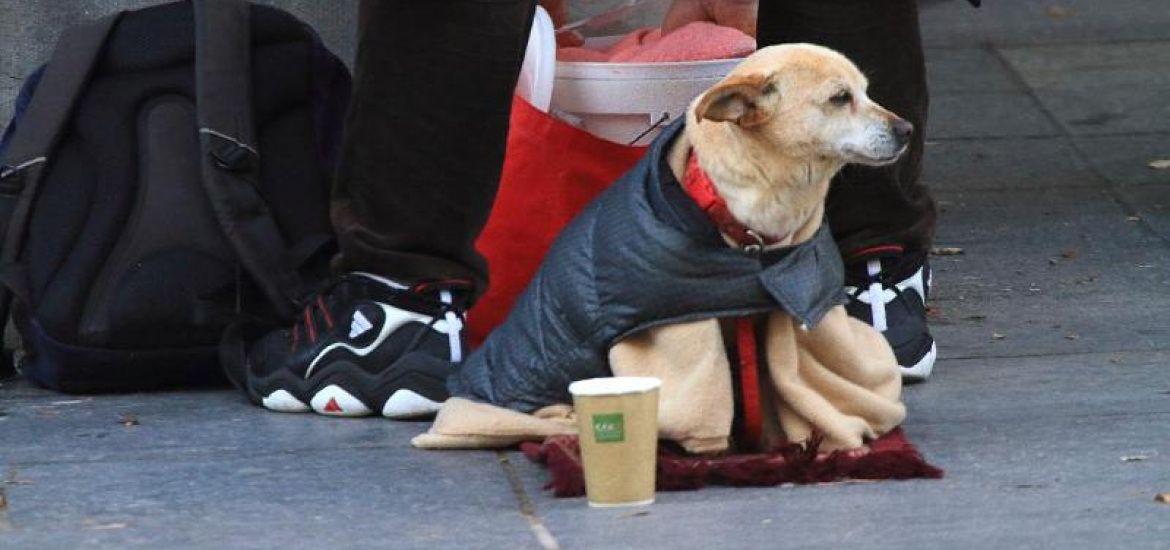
[892,118,914,146]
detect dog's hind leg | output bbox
[609,320,734,454]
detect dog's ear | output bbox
[695,73,777,128]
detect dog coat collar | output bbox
[682,153,781,252]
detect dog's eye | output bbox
[830,91,853,107]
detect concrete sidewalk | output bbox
[2,1,1169,548]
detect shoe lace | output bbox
[401,289,468,362]
[289,281,341,351]
[847,257,920,332]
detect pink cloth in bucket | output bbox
[558,21,755,63]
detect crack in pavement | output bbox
[497,451,560,550]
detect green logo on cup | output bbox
[592,413,625,443]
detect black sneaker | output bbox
[844,251,937,382]
[230,273,468,418]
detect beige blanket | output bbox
[413,305,905,454]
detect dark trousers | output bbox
[332,0,935,296]
[331,0,537,294]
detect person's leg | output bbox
[332,0,538,297]
[757,0,938,381]
[231,0,538,417]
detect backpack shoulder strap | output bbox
[0,13,121,377]
[194,0,305,319]
[0,13,119,263]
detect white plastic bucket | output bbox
[516,14,744,145]
[515,7,557,112]
[552,35,741,145]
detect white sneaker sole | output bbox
[901,341,937,382]
[260,386,442,419]
[381,389,444,419]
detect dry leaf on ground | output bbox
[1156,493,1170,504]
[91,523,128,530]
[1148,159,1170,170]
[931,247,964,256]
[83,518,129,530]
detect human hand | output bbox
[662,0,758,37]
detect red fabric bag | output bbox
[469,97,648,346]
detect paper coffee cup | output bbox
[568,376,661,508]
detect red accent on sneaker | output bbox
[682,153,783,249]
[412,279,475,295]
[847,244,905,261]
[317,295,334,329]
[290,326,300,352]
[304,308,317,343]
[324,398,342,413]
[735,317,763,448]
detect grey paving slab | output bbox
[906,350,1170,425]
[921,136,1099,191]
[925,46,1023,94]
[927,238,1170,305]
[931,186,1160,248]
[929,92,1059,140]
[0,388,435,464]
[928,279,1170,361]
[920,0,1170,48]
[999,41,1170,136]
[1074,133,1170,188]
[0,384,537,549]
[1116,185,1170,243]
[512,351,1170,550]
[1,446,535,550]
[915,184,1170,360]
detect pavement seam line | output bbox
[0,465,14,531]
[987,44,1170,247]
[927,129,1170,143]
[925,35,1170,51]
[496,451,560,550]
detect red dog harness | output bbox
[681,153,767,448]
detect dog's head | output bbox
[692,44,912,167]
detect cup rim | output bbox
[569,376,661,396]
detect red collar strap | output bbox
[681,153,780,251]
[680,155,771,448]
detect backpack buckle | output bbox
[200,128,258,172]
[0,157,47,195]
[211,142,254,172]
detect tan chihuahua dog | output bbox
[612,43,912,452]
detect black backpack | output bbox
[0,0,351,392]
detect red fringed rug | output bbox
[520,428,943,497]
